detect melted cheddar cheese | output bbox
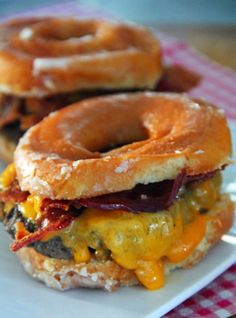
[166,215,206,263]
[56,200,205,290]
[135,259,165,290]
[19,195,42,221]
[0,163,16,188]
[0,165,223,290]
[45,173,221,289]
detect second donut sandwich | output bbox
[0,17,162,161]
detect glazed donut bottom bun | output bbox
[15,194,234,292]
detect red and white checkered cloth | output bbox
[157,32,236,121]
[1,2,236,317]
[167,264,236,318]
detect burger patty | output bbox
[3,205,36,237]
[30,237,73,260]
[2,205,73,260]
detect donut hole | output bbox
[100,135,148,153]
[86,123,149,155]
[54,102,153,158]
[36,20,97,42]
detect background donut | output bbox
[0,17,162,96]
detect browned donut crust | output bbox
[14,92,232,200]
[16,195,234,291]
[0,17,162,97]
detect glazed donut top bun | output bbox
[0,17,162,97]
[14,92,231,199]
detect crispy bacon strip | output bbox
[20,97,64,130]
[11,197,81,252]
[11,210,77,252]
[0,95,21,128]
[0,179,28,202]
[0,94,66,131]
[41,198,70,218]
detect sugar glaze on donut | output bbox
[14,92,231,199]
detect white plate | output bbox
[0,121,236,318]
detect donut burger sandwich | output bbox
[0,17,162,162]
[0,92,234,291]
